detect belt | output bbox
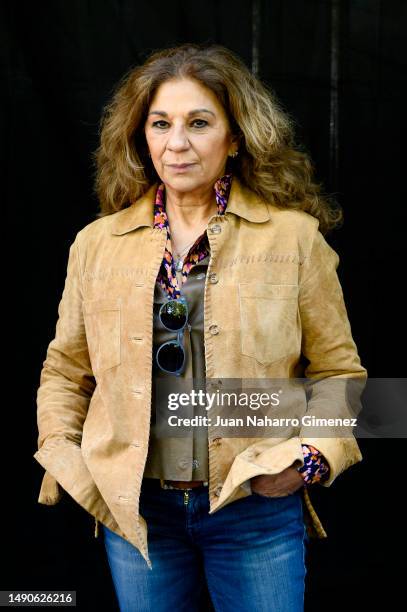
[160,479,208,489]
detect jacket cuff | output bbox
[38,470,64,505]
[240,479,252,494]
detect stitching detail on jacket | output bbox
[221,252,306,267]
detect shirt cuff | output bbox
[298,444,330,485]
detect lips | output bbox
[167,163,196,168]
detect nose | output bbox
[166,123,190,152]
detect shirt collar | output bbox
[153,173,233,228]
[111,174,270,235]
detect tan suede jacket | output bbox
[34,176,367,570]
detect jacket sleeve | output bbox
[298,227,367,487]
[34,234,95,503]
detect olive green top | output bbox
[143,254,210,482]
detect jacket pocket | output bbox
[238,283,300,366]
[82,298,121,373]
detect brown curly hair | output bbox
[94,43,342,234]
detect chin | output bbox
[164,176,205,192]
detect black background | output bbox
[3,1,406,610]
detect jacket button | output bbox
[214,485,223,497]
[208,273,218,284]
[209,224,221,234]
[209,324,219,335]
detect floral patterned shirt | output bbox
[153,173,330,486]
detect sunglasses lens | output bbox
[160,300,187,331]
[156,341,184,373]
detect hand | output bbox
[250,466,304,498]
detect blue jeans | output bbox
[103,478,309,611]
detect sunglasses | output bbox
[155,296,189,376]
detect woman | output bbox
[34,44,367,611]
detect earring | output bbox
[229,150,239,158]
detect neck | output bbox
[164,184,218,230]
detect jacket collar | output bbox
[111,175,270,235]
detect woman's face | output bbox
[144,78,237,193]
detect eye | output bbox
[152,119,208,129]
[151,120,169,129]
[191,119,208,128]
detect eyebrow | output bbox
[147,108,216,118]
